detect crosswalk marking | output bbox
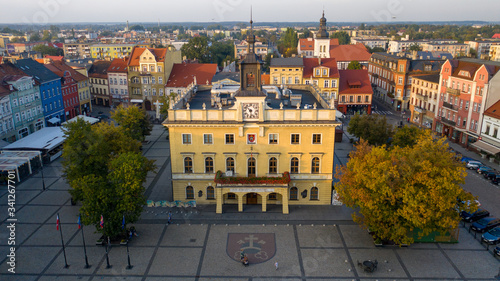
[372,111,393,115]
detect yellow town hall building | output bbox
[163,22,340,214]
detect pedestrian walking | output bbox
[275,261,278,270]
[167,211,172,224]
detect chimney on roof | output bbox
[412,50,417,60]
[318,57,321,65]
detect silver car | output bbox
[466,161,482,170]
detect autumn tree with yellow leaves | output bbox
[335,130,477,245]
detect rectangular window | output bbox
[332,80,337,88]
[159,77,163,84]
[324,80,329,88]
[322,69,327,76]
[269,133,278,144]
[312,134,321,144]
[291,134,300,144]
[182,134,191,144]
[225,134,234,144]
[465,101,469,110]
[203,134,213,144]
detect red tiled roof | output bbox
[166,63,217,88]
[330,38,340,46]
[261,74,270,85]
[329,43,371,62]
[492,33,500,39]
[128,46,167,66]
[338,69,373,94]
[44,55,64,61]
[484,99,500,119]
[451,61,481,80]
[108,58,128,73]
[299,38,339,51]
[299,38,314,50]
[303,58,339,78]
[44,61,87,82]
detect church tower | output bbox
[314,11,331,58]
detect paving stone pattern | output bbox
[0,122,498,280]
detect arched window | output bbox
[227,193,236,200]
[311,157,320,174]
[226,157,234,173]
[205,157,214,173]
[290,157,299,174]
[186,186,194,199]
[268,193,277,200]
[269,157,277,174]
[206,186,215,200]
[290,187,298,200]
[248,157,256,177]
[310,187,318,200]
[184,157,193,173]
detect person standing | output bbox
[167,211,172,224]
[275,261,278,270]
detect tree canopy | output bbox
[335,131,477,245]
[210,40,234,66]
[330,31,351,45]
[111,105,152,142]
[347,60,362,70]
[181,36,210,63]
[33,45,63,56]
[277,28,298,58]
[391,125,425,148]
[347,113,394,146]
[62,119,154,238]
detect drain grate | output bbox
[190,239,196,243]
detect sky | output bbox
[3,0,500,24]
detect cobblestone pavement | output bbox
[0,116,499,280]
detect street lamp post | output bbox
[41,165,46,191]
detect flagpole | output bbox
[105,236,112,269]
[123,214,132,270]
[57,213,69,268]
[79,215,91,268]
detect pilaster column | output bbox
[238,194,244,212]
[216,188,223,214]
[261,195,267,212]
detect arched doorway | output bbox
[246,193,258,204]
[144,100,152,111]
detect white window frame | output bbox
[225,134,235,145]
[290,133,301,145]
[203,133,213,145]
[312,133,322,144]
[268,133,279,144]
[182,133,192,144]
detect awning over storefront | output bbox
[131,99,143,103]
[470,140,500,155]
[47,117,60,124]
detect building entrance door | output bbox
[246,193,258,204]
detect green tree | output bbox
[347,113,393,146]
[335,132,477,246]
[298,28,312,39]
[77,151,155,239]
[111,105,153,142]
[366,46,386,53]
[277,28,298,58]
[209,40,234,66]
[330,31,351,45]
[347,60,362,70]
[33,45,63,56]
[62,119,141,202]
[469,47,477,58]
[29,33,41,42]
[10,37,25,43]
[1,27,23,36]
[409,43,422,51]
[392,126,425,148]
[41,30,52,42]
[129,25,145,31]
[181,36,210,63]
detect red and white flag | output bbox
[56,214,60,231]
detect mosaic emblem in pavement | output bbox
[227,233,276,264]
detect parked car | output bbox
[466,161,482,170]
[461,209,490,223]
[481,227,500,245]
[460,156,474,163]
[492,175,500,185]
[494,246,500,257]
[471,217,500,233]
[477,166,494,174]
[483,171,497,180]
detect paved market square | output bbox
[0,124,499,280]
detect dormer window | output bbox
[323,69,327,76]
[458,70,470,78]
[315,69,320,76]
